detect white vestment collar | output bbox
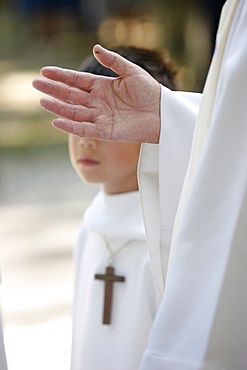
[83,190,146,241]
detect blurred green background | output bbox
[0,0,225,150]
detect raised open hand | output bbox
[32,45,161,143]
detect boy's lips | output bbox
[77,156,100,166]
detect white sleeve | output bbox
[138,87,201,296]
[159,87,201,248]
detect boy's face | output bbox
[69,134,141,194]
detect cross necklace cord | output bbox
[95,235,133,325]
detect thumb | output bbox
[93,44,140,78]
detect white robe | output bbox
[139,0,247,369]
[71,190,160,370]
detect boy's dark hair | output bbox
[78,46,181,90]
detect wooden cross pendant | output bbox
[95,266,125,325]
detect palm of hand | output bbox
[87,71,160,143]
[33,46,161,143]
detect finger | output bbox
[39,67,97,91]
[40,97,94,123]
[93,44,143,78]
[52,118,105,139]
[33,78,90,105]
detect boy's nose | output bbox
[78,137,97,148]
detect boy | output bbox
[69,46,180,370]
